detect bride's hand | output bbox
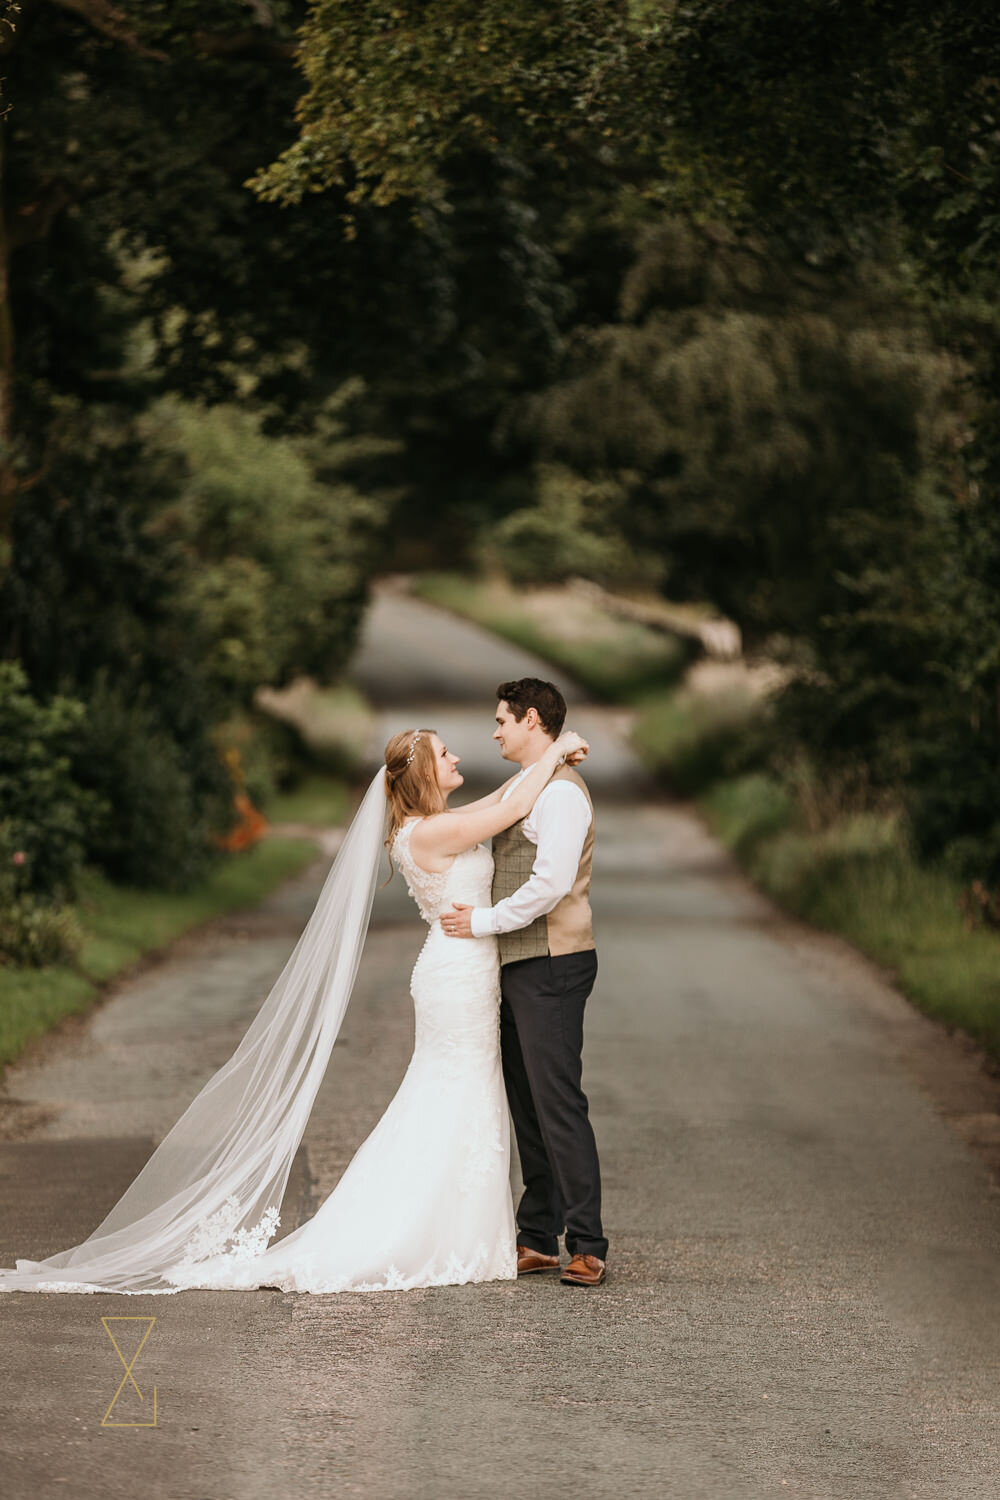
[554,729,589,766]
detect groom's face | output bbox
[494,700,534,763]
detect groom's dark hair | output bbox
[496,678,567,739]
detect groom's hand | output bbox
[441,902,474,938]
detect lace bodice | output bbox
[392,816,493,923]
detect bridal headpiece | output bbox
[404,731,423,767]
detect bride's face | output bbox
[429,733,464,797]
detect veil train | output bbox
[0,766,389,1295]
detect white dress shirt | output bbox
[468,769,592,937]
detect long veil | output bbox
[0,765,389,1294]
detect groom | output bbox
[441,677,608,1287]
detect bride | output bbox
[0,723,586,1295]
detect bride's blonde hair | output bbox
[383,728,443,880]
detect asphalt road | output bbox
[1,585,999,1499]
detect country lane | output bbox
[1,582,999,1500]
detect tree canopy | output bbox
[0,0,997,903]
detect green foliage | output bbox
[524,221,955,634]
[0,413,245,890]
[412,572,690,701]
[701,772,1000,1060]
[3,0,998,916]
[487,464,660,590]
[647,5,1000,880]
[69,676,232,891]
[144,401,388,702]
[0,5,398,904]
[265,774,350,829]
[0,834,321,1069]
[0,662,97,901]
[253,679,376,778]
[655,1,1000,290]
[0,399,384,901]
[631,681,772,797]
[494,216,1000,880]
[213,711,306,813]
[73,838,320,986]
[695,772,794,860]
[0,896,83,969]
[252,1,659,212]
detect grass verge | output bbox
[412,572,691,701]
[701,772,1000,1059]
[0,833,321,1071]
[266,773,351,827]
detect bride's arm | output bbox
[456,746,588,813]
[411,732,588,862]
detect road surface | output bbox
[1,584,999,1499]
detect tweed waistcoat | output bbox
[491,764,595,966]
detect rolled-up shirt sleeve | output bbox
[469,781,591,936]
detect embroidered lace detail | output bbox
[261,1235,517,1294]
[175,1193,281,1268]
[459,1091,507,1194]
[392,817,450,922]
[413,1011,499,1080]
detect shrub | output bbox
[489,465,659,590]
[0,662,98,901]
[631,683,770,796]
[699,772,794,858]
[211,710,306,813]
[145,400,386,705]
[0,896,82,968]
[70,678,233,890]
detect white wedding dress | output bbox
[160,816,517,1293]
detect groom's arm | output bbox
[464,782,591,937]
[450,772,522,814]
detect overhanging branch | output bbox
[192,28,296,60]
[40,1,297,63]
[47,0,168,59]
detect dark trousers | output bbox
[499,950,608,1261]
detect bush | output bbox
[0,662,99,901]
[0,896,82,968]
[144,400,387,705]
[699,772,794,858]
[0,399,385,897]
[631,683,770,796]
[906,724,1000,886]
[212,710,306,813]
[70,678,233,890]
[488,465,660,590]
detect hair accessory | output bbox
[404,731,423,767]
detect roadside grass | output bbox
[701,773,1000,1057]
[412,570,1000,1064]
[255,679,374,773]
[0,662,365,1077]
[630,682,766,795]
[0,834,320,1071]
[411,572,690,701]
[266,773,351,827]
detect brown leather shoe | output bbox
[517,1244,561,1275]
[560,1253,606,1286]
